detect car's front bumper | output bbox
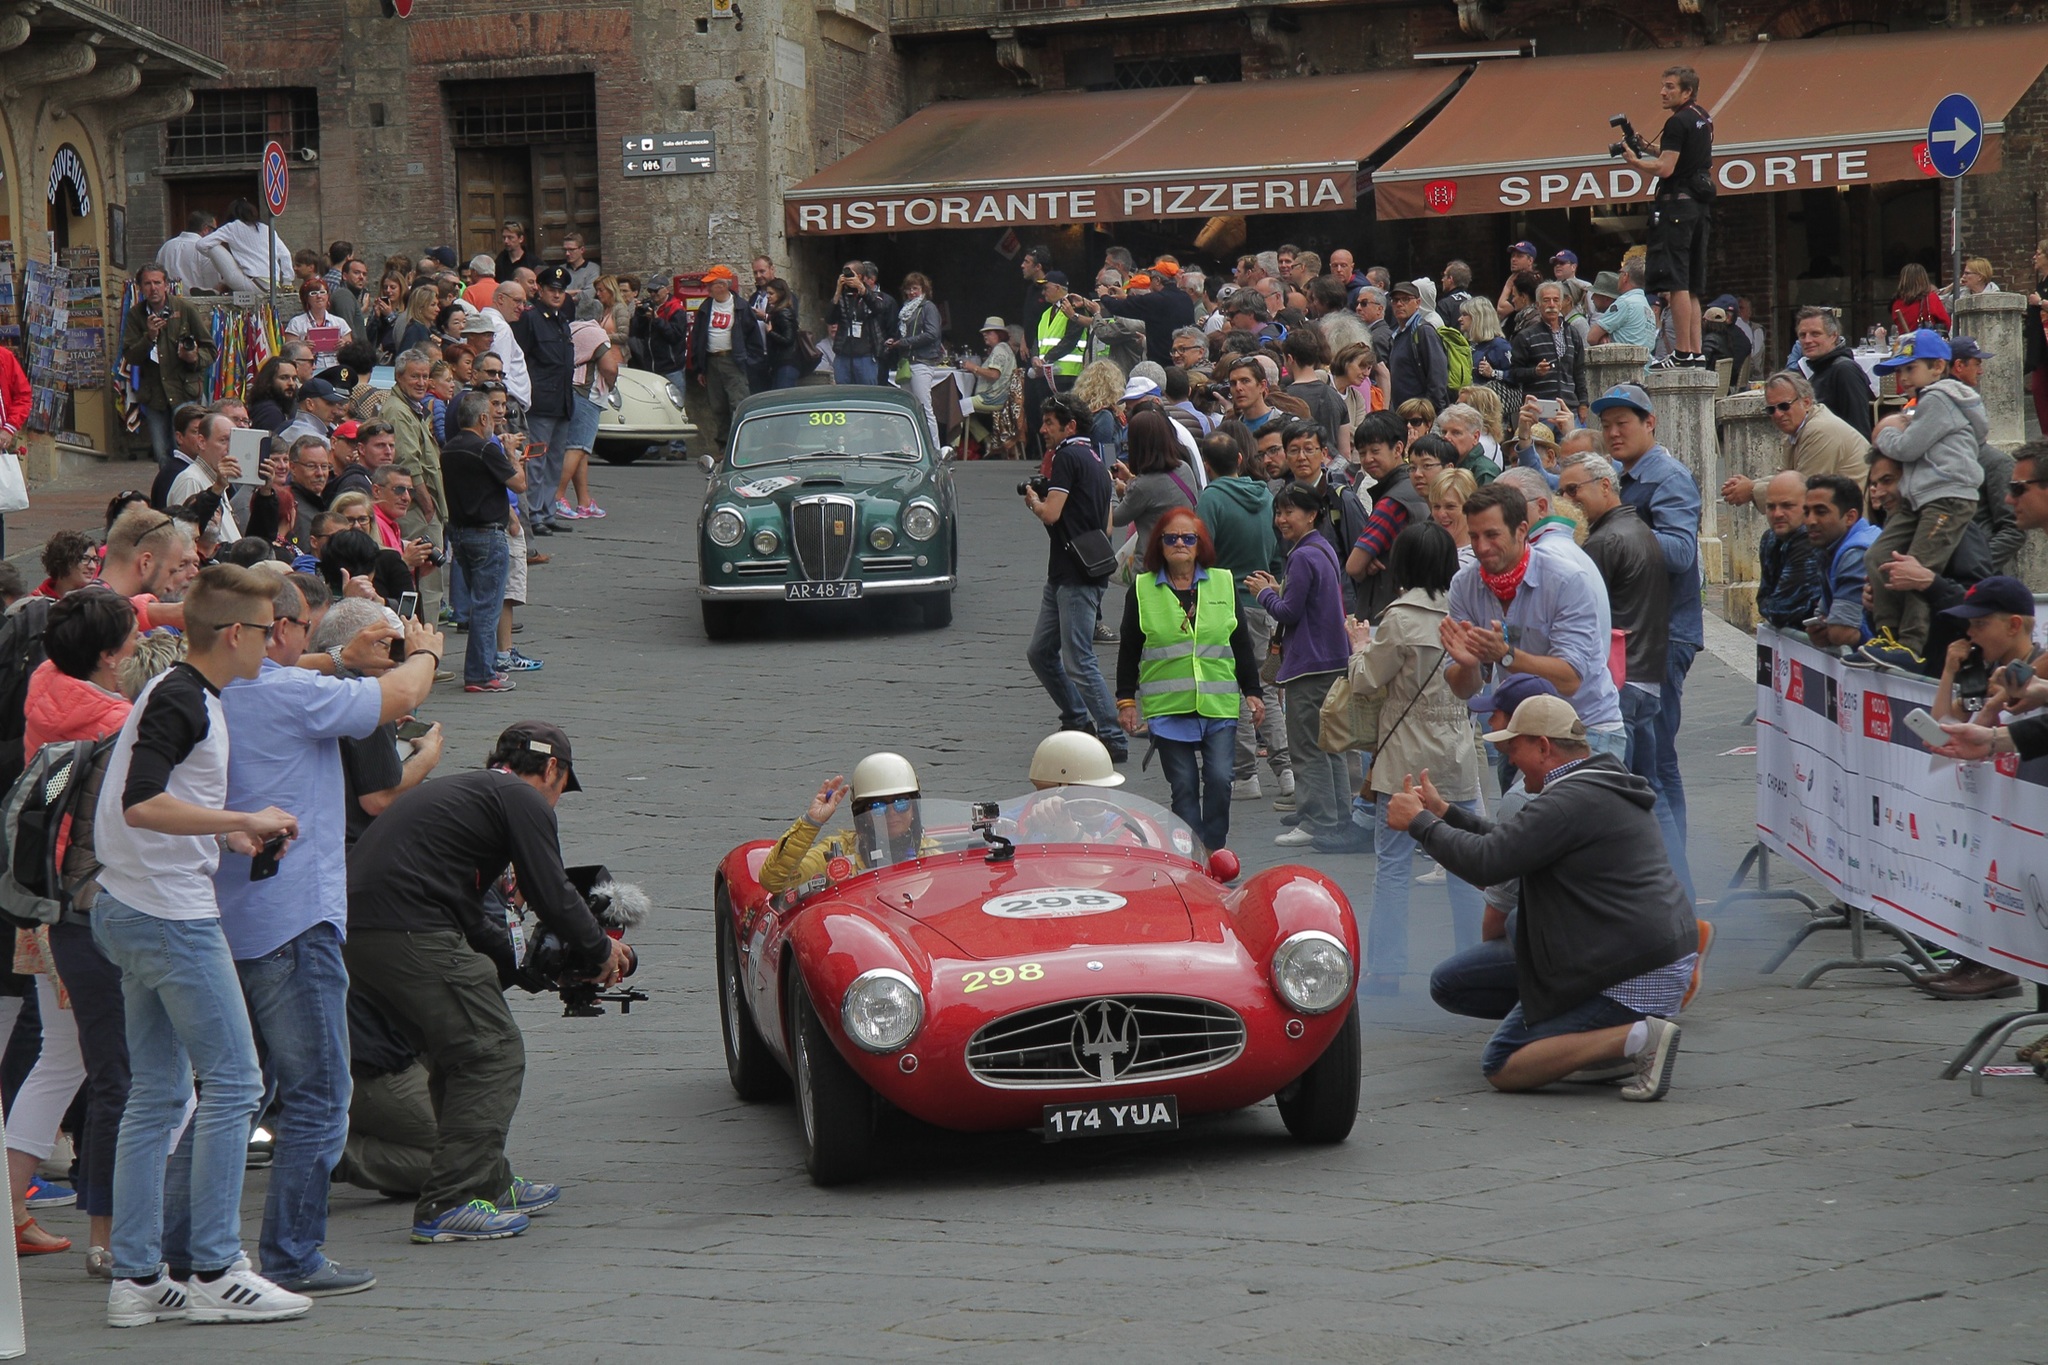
[699,573,956,601]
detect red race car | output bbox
[714,789,1362,1184]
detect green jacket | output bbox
[120,295,216,410]
[382,387,446,520]
[1195,475,1280,605]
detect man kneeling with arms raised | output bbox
[1385,694,1696,1101]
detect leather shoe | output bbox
[530,524,554,537]
[1917,961,2022,1000]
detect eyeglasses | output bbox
[1766,400,1799,415]
[1557,479,1594,501]
[229,619,270,637]
[479,368,504,377]
[1160,532,1200,547]
[266,616,308,640]
[345,515,373,527]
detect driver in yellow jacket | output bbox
[760,753,936,893]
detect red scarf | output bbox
[1478,547,1530,605]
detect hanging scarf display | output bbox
[1478,546,1531,605]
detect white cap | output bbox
[850,752,920,803]
[1028,732,1125,788]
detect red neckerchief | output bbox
[1478,546,1531,605]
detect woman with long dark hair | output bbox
[1111,410,1198,551]
[1114,509,1264,849]
[1890,262,1951,335]
[761,278,801,390]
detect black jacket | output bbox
[1806,342,1874,438]
[1102,289,1196,367]
[1388,319,1448,411]
[1411,753,1697,1024]
[1581,504,1670,686]
[512,301,576,419]
[648,306,688,375]
[1507,321,1587,410]
[827,282,889,359]
[685,295,764,377]
[764,304,799,368]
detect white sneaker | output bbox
[1231,776,1262,800]
[1620,1018,1681,1102]
[1415,863,1447,885]
[184,1255,312,1324]
[1277,768,1296,797]
[108,1271,189,1328]
[1274,827,1316,847]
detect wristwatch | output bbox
[328,645,352,678]
[1500,646,1516,672]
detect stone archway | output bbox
[1759,0,1892,39]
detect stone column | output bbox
[1644,366,1723,592]
[1712,389,1785,630]
[1952,289,2027,448]
[1585,343,1648,405]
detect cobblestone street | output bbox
[20,461,2048,1363]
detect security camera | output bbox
[296,146,319,164]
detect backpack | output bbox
[0,596,52,794]
[1436,325,1473,392]
[0,734,116,930]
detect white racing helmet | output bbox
[851,752,920,804]
[1029,732,1125,788]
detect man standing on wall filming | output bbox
[1620,65,1714,370]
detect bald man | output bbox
[1756,469,1823,629]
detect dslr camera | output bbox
[1017,474,1051,498]
[510,864,651,1017]
[1608,114,1650,159]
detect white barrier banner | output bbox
[1754,626,2048,983]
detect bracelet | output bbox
[416,650,441,667]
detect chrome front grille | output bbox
[789,496,856,581]
[965,996,1246,1089]
[735,559,790,577]
[860,555,917,572]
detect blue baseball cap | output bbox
[1874,328,1952,373]
[1940,575,2035,619]
[1467,673,1560,720]
[1589,382,1654,417]
[1947,335,1993,362]
[1551,249,1579,266]
[1509,240,1538,258]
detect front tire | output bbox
[702,600,741,640]
[788,976,876,1185]
[1275,1002,1360,1143]
[919,591,952,629]
[717,892,787,1101]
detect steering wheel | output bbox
[1039,796,1158,848]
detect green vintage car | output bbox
[697,386,958,640]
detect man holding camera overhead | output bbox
[346,722,630,1245]
[1616,65,1714,369]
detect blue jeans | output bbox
[523,411,569,526]
[1586,726,1629,763]
[141,402,174,468]
[448,526,510,683]
[1430,937,1519,1020]
[1026,581,1119,742]
[1620,685,1662,780]
[834,354,878,386]
[1652,641,1697,899]
[770,364,802,391]
[236,922,351,1282]
[92,897,263,1279]
[1371,797,1484,977]
[1481,994,1643,1077]
[1154,722,1236,850]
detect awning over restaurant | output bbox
[1373,29,2048,219]
[785,68,1462,236]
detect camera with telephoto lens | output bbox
[1608,114,1650,159]
[1017,474,1051,498]
[423,547,446,568]
[512,864,650,1017]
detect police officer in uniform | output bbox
[1621,65,1714,368]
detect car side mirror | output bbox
[1207,849,1241,882]
[939,444,954,462]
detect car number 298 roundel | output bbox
[981,889,1128,919]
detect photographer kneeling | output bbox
[344,721,630,1243]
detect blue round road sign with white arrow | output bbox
[1926,92,1983,179]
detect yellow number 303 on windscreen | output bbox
[807,412,847,426]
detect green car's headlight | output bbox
[869,525,895,551]
[752,528,780,556]
[903,500,940,541]
[707,508,746,547]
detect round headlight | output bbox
[869,525,896,551]
[903,501,940,541]
[751,527,780,556]
[841,968,923,1053]
[664,381,686,408]
[1271,930,1353,1014]
[707,508,745,547]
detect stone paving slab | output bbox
[16,461,2048,1361]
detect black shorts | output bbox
[1645,196,1709,298]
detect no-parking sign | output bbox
[262,140,288,216]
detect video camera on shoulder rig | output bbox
[509,864,651,1017]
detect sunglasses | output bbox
[1766,400,1798,415]
[1557,479,1594,501]
[1160,532,1200,547]
[2011,479,2048,497]
[858,797,915,814]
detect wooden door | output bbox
[530,144,600,261]
[455,148,532,263]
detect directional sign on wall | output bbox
[622,133,716,178]
[1925,93,1984,179]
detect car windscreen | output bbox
[920,793,1206,864]
[730,409,923,467]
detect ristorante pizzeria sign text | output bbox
[786,170,1355,236]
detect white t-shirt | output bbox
[706,300,736,353]
[96,664,232,920]
[166,459,243,542]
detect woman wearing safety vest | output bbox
[1113,509,1266,851]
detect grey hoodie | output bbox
[1409,753,1696,1024]
[1874,377,1986,510]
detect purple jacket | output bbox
[1258,532,1349,683]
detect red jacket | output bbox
[0,348,28,435]
[23,660,132,760]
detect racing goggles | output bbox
[854,796,916,815]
